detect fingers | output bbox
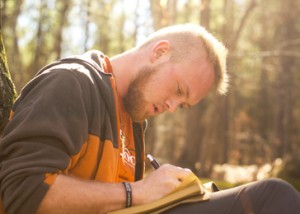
[176,166,193,181]
[133,164,193,204]
[183,168,192,173]
[158,164,192,181]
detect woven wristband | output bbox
[122,182,132,208]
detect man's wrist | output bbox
[130,181,145,206]
[122,182,132,208]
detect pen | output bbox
[146,153,161,169]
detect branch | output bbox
[277,38,300,49]
[231,0,257,50]
[229,50,300,59]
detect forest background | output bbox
[1,0,300,189]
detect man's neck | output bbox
[110,48,143,97]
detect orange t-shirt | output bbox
[103,56,139,182]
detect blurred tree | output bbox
[273,0,298,159]
[180,0,257,174]
[52,1,71,59]
[256,0,273,158]
[93,0,115,55]
[219,0,256,164]
[150,0,168,30]
[117,0,126,52]
[1,0,8,25]
[83,0,92,52]
[27,0,51,77]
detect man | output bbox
[0,24,299,214]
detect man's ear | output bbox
[150,40,170,63]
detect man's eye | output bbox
[177,84,183,96]
[179,103,189,109]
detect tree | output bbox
[1,0,24,92]
[0,31,17,134]
[52,1,71,59]
[272,0,298,159]
[28,0,52,77]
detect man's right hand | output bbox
[131,164,192,205]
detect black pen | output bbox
[146,153,161,169]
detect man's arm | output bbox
[37,175,125,214]
[0,69,92,213]
[37,164,191,214]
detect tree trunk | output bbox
[181,100,209,174]
[53,1,71,59]
[28,0,49,77]
[150,0,164,29]
[199,0,210,29]
[218,0,256,164]
[94,0,115,55]
[0,32,17,135]
[256,0,273,162]
[3,0,24,92]
[273,0,297,159]
[1,0,8,27]
[118,0,126,53]
[150,0,170,29]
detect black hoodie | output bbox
[0,50,145,214]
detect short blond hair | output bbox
[138,24,229,95]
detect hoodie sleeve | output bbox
[0,67,92,214]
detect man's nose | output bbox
[165,99,178,113]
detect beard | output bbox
[123,66,157,122]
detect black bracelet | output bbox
[122,182,132,208]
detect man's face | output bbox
[123,65,156,122]
[123,58,214,122]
